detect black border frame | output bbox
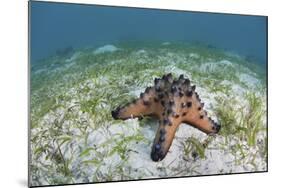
[28,1,268,187]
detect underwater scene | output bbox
[29,1,267,187]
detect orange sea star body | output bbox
[111,73,220,161]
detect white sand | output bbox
[30,48,267,185]
[93,44,119,54]
[189,53,200,59]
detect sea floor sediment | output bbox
[30,42,267,186]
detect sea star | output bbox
[111,73,220,162]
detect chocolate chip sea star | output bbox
[111,73,220,161]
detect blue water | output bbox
[30,1,267,65]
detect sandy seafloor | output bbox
[30,42,267,186]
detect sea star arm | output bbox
[111,87,162,120]
[181,93,220,134]
[150,117,181,161]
